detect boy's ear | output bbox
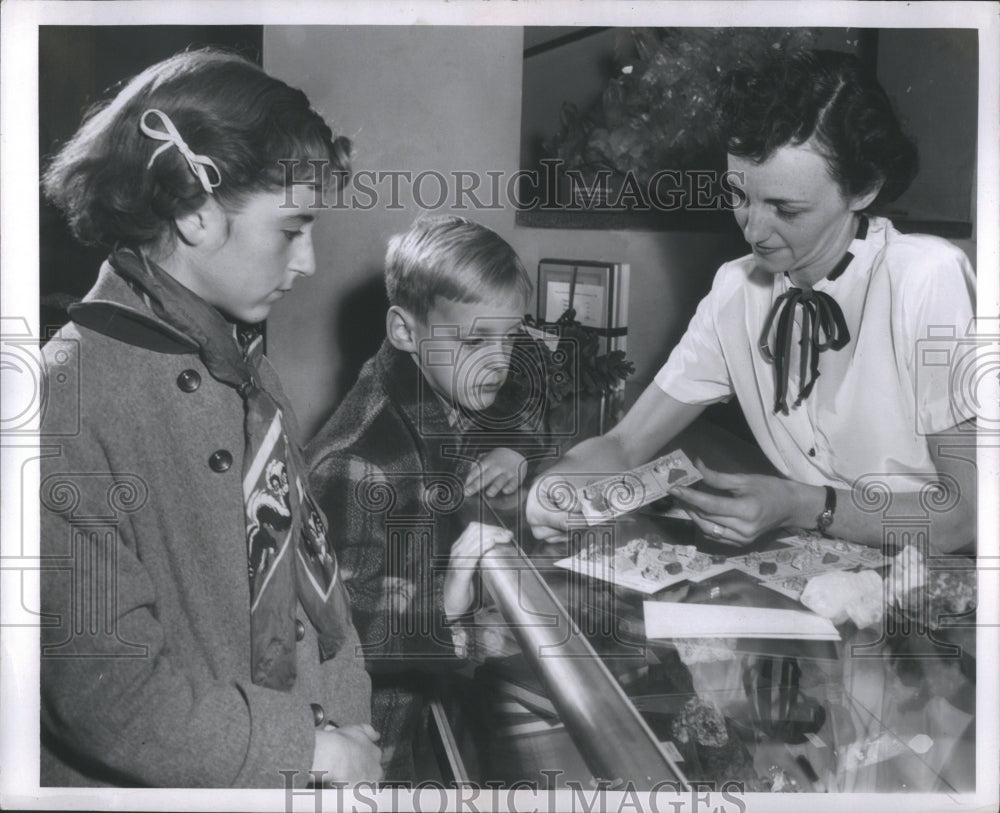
[386,305,420,353]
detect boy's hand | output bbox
[464,448,527,498]
[443,522,513,619]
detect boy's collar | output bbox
[375,340,456,432]
[437,393,474,431]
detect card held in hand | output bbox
[578,450,703,526]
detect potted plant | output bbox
[508,309,635,445]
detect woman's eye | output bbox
[282,230,303,241]
[776,208,801,220]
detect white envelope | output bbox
[643,601,840,641]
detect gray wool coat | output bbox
[39,263,371,788]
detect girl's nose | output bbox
[290,233,316,277]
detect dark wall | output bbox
[38,25,263,338]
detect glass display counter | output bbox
[446,423,978,796]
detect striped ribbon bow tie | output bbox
[758,285,850,415]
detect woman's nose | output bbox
[740,204,772,245]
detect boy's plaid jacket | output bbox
[306,339,547,777]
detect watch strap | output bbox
[816,485,836,535]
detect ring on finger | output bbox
[711,523,724,537]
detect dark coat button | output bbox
[295,618,306,642]
[209,450,233,472]
[310,702,325,727]
[808,447,817,457]
[176,369,202,392]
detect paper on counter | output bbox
[555,537,735,594]
[641,504,695,522]
[643,601,840,641]
[577,450,703,526]
[728,533,889,600]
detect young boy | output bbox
[307,216,541,781]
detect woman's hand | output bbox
[443,522,513,619]
[671,460,824,545]
[525,387,706,543]
[464,448,527,498]
[525,471,592,543]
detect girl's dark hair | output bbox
[716,49,918,206]
[43,48,351,247]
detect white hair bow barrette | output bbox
[140,108,222,194]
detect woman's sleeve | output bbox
[653,267,736,405]
[892,239,978,435]
[39,429,316,788]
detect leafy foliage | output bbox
[509,311,635,409]
[545,27,818,185]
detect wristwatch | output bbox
[816,486,836,535]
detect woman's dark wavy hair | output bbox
[716,49,918,206]
[43,48,351,247]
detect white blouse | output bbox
[654,216,976,491]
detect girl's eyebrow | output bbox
[282,213,315,224]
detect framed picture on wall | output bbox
[536,259,629,357]
[537,259,631,433]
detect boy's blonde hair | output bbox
[385,215,532,321]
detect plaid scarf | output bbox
[108,247,352,690]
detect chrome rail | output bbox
[479,543,688,790]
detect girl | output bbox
[39,49,381,787]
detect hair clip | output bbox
[140,108,222,194]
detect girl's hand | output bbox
[443,522,513,619]
[311,723,383,784]
[671,460,822,545]
[464,448,527,498]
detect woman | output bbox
[527,49,977,552]
[39,49,381,786]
